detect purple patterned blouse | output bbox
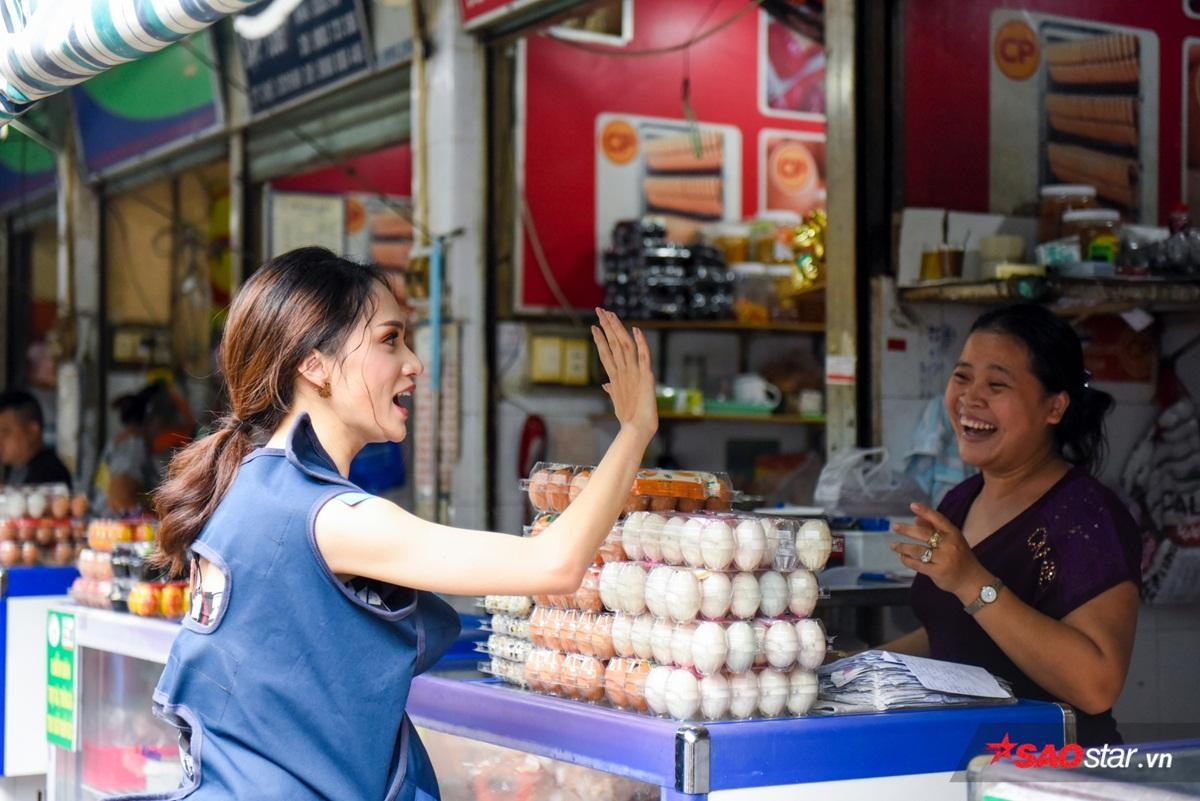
[909,467,1141,746]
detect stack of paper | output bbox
[814,650,1014,714]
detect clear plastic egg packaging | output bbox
[524,518,627,567]
[636,662,820,722]
[523,648,609,702]
[531,564,605,612]
[616,512,832,574]
[480,595,534,617]
[479,633,534,664]
[479,655,530,688]
[529,608,618,659]
[485,613,532,640]
[521,462,738,517]
[600,561,830,624]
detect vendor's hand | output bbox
[592,308,657,441]
[891,502,991,601]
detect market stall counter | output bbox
[407,674,1072,800]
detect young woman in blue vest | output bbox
[122,247,657,801]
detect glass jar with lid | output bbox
[1061,208,1121,263]
[731,262,771,324]
[750,211,802,264]
[1039,184,1097,243]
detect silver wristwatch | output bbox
[964,578,1004,615]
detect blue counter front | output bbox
[407,674,1072,800]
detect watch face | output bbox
[981,586,999,603]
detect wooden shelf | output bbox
[896,276,1200,315]
[658,411,826,424]
[628,319,825,333]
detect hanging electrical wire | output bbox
[545,0,764,56]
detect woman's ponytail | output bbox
[153,418,256,576]
[1056,383,1115,475]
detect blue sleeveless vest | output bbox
[110,414,460,801]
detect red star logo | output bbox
[986,733,1017,763]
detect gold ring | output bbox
[920,548,934,564]
[928,531,943,549]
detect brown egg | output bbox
[677,497,703,513]
[50,495,71,519]
[547,468,573,512]
[706,477,733,511]
[0,540,19,567]
[16,520,36,543]
[533,593,551,607]
[560,654,582,699]
[590,614,616,660]
[543,609,565,652]
[648,495,677,513]
[623,659,652,711]
[544,651,566,695]
[623,493,650,515]
[21,542,40,566]
[596,527,626,565]
[53,521,72,543]
[70,494,89,519]
[568,468,592,505]
[560,611,580,653]
[574,613,596,657]
[524,654,542,692]
[604,658,628,708]
[0,519,14,542]
[529,606,549,647]
[54,541,75,566]
[528,469,552,510]
[576,655,606,701]
[574,567,603,612]
[35,520,54,547]
[530,513,554,538]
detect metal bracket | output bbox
[0,565,7,599]
[1053,702,1078,745]
[675,724,710,794]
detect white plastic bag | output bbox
[815,447,929,517]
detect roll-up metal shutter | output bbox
[246,64,411,182]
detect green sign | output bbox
[46,610,78,751]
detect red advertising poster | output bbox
[1078,316,1155,383]
[904,1,1200,224]
[517,2,825,312]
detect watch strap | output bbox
[964,577,1004,616]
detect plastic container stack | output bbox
[481,462,833,722]
[478,594,535,687]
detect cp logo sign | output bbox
[994,19,1040,81]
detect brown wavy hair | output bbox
[153,247,389,576]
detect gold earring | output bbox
[318,381,331,399]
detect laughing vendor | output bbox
[884,303,1140,747]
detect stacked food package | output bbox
[478,594,534,688]
[481,463,832,722]
[71,519,187,620]
[0,484,89,567]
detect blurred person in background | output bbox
[93,383,167,517]
[0,389,71,489]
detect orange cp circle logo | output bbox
[769,142,817,195]
[994,19,1039,81]
[600,119,638,165]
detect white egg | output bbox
[795,618,827,670]
[671,621,698,668]
[765,620,799,669]
[727,671,760,719]
[787,668,819,716]
[611,612,635,657]
[752,621,769,666]
[665,669,701,720]
[729,572,761,620]
[700,519,736,570]
[796,519,833,572]
[698,672,731,720]
[691,621,728,676]
[680,516,707,567]
[645,665,673,715]
[644,566,674,619]
[631,613,656,660]
[651,618,676,665]
[724,621,756,673]
[599,562,622,612]
[6,490,27,518]
[698,571,732,620]
[640,513,668,563]
[26,489,47,518]
[666,569,702,622]
[758,668,789,717]
[621,512,646,561]
[660,516,688,565]
[618,563,648,615]
[759,518,782,569]
[787,569,819,618]
[733,518,766,571]
[758,571,789,618]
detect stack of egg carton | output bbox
[479,594,535,687]
[596,511,832,721]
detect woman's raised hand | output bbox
[592,309,658,441]
[891,503,992,600]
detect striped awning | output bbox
[0,0,256,123]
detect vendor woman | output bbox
[887,303,1140,747]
